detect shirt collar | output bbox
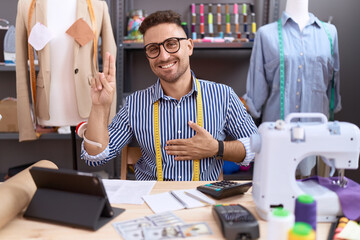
[281,11,321,29]
[151,70,198,104]
[152,80,164,103]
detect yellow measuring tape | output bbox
[153,78,203,181]
[153,100,164,181]
[86,0,98,68]
[193,79,203,181]
[27,0,37,113]
[27,0,98,111]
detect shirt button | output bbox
[296,105,299,109]
[296,92,300,96]
[297,78,301,82]
[178,130,181,134]
[299,65,302,69]
[177,105,180,108]
[74,68,79,74]
[179,176,182,179]
[300,52,303,56]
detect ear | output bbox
[187,38,194,56]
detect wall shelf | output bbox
[0,132,76,140]
[0,65,39,72]
[0,65,16,71]
[120,41,253,50]
[193,42,253,49]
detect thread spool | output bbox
[292,126,305,141]
[181,22,189,38]
[191,24,195,34]
[288,222,315,240]
[295,194,317,230]
[267,208,295,240]
[192,32,197,40]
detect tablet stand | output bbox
[24,185,124,230]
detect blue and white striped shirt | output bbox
[81,74,258,181]
[243,12,341,122]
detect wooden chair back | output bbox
[120,145,142,180]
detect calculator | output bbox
[196,180,252,199]
[213,204,260,240]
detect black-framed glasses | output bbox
[144,37,187,59]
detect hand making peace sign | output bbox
[90,52,116,107]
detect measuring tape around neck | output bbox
[27,0,98,113]
[277,19,285,120]
[277,18,335,120]
[320,21,335,121]
[153,78,203,181]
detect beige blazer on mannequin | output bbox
[15,0,117,142]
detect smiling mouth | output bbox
[159,61,176,69]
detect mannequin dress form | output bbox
[243,0,341,176]
[285,0,309,31]
[284,1,315,175]
[40,0,86,170]
[38,0,87,128]
[16,0,117,169]
[15,0,117,142]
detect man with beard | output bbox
[81,10,258,181]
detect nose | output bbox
[157,44,171,60]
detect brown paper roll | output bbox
[0,160,58,229]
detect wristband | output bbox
[216,140,224,159]
[76,122,103,148]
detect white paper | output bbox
[28,22,54,51]
[170,190,205,208]
[102,179,156,205]
[184,189,216,205]
[142,189,209,214]
[142,192,185,213]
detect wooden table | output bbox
[0,181,331,239]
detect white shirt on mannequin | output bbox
[38,0,87,126]
[285,0,310,31]
[286,0,324,176]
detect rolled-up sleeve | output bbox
[81,141,111,166]
[226,88,258,165]
[80,98,134,167]
[328,23,341,113]
[237,137,254,166]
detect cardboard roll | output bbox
[0,160,58,229]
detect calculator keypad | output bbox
[197,181,252,199]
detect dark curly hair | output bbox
[139,10,183,35]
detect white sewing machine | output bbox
[251,113,360,222]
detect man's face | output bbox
[143,23,193,83]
